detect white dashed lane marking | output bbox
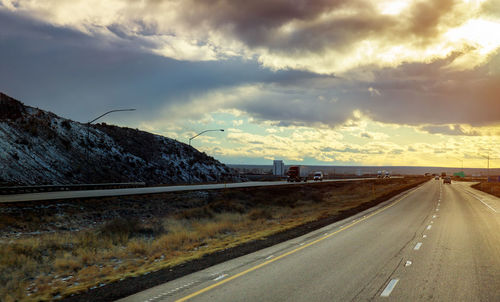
[213,274,228,281]
[381,279,399,297]
[142,281,198,301]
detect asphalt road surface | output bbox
[118,180,500,302]
[0,178,377,203]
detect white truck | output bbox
[313,171,324,181]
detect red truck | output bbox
[287,166,308,182]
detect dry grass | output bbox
[0,177,425,301]
[472,182,500,198]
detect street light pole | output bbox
[188,129,224,184]
[86,109,136,180]
[480,152,490,180]
[479,152,499,182]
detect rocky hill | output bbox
[0,92,233,186]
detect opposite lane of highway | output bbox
[0,178,377,203]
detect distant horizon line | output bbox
[226,163,500,170]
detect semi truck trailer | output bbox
[286,166,308,182]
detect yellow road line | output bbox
[176,186,420,302]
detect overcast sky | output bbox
[1,0,500,167]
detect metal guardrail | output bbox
[0,182,146,195]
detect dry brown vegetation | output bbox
[472,182,500,198]
[0,177,426,301]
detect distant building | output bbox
[273,160,285,176]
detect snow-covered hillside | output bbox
[0,92,234,186]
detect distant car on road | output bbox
[313,171,323,181]
[435,176,440,180]
[443,177,451,184]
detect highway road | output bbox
[0,178,377,203]
[118,180,500,302]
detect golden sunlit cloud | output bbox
[378,0,412,15]
[444,18,500,69]
[2,0,499,73]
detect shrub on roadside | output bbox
[127,239,149,255]
[248,208,273,220]
[54,252,82,272]
[176,206,214,220]
[209,199,246,213]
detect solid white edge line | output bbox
[464,190,499,213]
[381,279,399,297]
[477,199,498,213]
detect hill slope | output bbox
[0,92,232,185]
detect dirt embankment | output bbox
[0,177,427,302]
[471,182,500,198]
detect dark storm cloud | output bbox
[226,51,500,128]
[238,92,359,127]
[1,1,499,131]
[361,54,500,126]
[170,0,457,54]
[406,0,457,38]
[182,0,351,47]
[0,9,323,123]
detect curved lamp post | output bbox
[189,129,224,147]
[188,129,224,183]
[86,109,136,178]
[87,109,136,125]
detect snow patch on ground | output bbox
[0,94,235,185]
